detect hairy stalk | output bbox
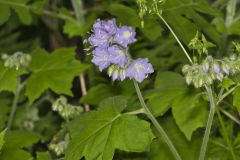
[79,75,90,111]
[71,0,84,24]
[219,108,240,125]
[124,108,146,115]
[217,84,239,105]
[7,80,25,130]
[199,86,215,160]
[71,0,90,111]
[133,80,182,160]
[215,106,237,160]
[157,14,193,64]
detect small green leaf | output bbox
[220,78,235,90]
[25,48,89,103]
[66,96,154,160]
[13,5,32,25]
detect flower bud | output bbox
[212,62,221,74]
[221,63,230,75]
[107,65,115,77]
[112,70,119,81]
[205,76,213,85]
[216,73,223,81]
[182,65,190,73]
[185,74,192,85]
[119,69,126,81]
[1,54,8,60]
[202,61,209,73]
[230,54,237,61]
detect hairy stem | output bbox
[199,86,215,160]
[133,80,182,160]
[217,84,239,105]
[215,106,237,160]
[79,75,90,111]
[71,0,90,111]
[157,14,193,64]
[7,80,24,130]
[124,108,146,115]
[71,0,84,24]
[219,108,240,125]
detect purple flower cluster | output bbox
[88,19,154,83]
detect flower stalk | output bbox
[7,79,25,130]
[199,86,215,160]
[133,80,182,160]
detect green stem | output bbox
[217,84,239,105]
[219,108,240,125]
[7,80,24,130]
[199,86,215,160]
[157,14,193,64]
[133,80,182,160]
[71,0,84,24]
[215,106,237,160]
[124,108,146,115]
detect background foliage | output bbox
[0,0,240,160]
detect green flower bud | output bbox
[107,65,115,77]
[185,74,192,85]
[1,54,8,60]
[204,76,213,85]
[182,65,190,73]
[230,54,237,61]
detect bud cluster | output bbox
[188,32,215,55]
[1,51,31,70]
[136,0,165,16]
[52,96,83,120]
[182,53,240,88]
[49,134,69,156]
[17,108,39,131]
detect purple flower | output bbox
[92,47,111,71]
[213,64,221,74]
[93,19,117,35]
[114,26,136,47]
[108,45,127,68]
[126,58,154,83]
[88,30,110,48]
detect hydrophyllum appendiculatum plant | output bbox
[81,18,183,160]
